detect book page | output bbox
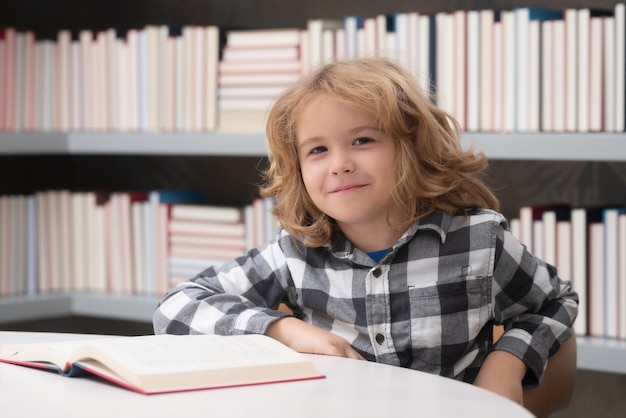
[0,338,108,370]
[69,334,321,393]
[70,334,308,374]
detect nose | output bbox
[330,149,355,175]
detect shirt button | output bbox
[375,333,385,345]
[372,268,382,278]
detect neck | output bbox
[339,221,405,253]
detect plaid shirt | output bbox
[154,208,578,388]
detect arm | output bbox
[490,223,578,389]
[153,240,292,336]
[473,349,527,405]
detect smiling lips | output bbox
[330,184,367,194]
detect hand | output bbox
[265,317,365,360]
[473,350,526,406]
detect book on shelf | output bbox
[224,28,302,49]
[306,18,343,69]
[602,207,626,339]
[587,216,605,337]
[170,203,243,224]
[218,59,302,74]
[615,3,625,132]
[0,334,324,395]
[618,211,626,340]
[517,204,569,257]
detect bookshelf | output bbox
[1,0,625,378]
[1,132,626,160]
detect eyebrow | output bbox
[298,125,383,147]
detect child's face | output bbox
[296,94,399,237]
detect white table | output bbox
[0,331,534,418]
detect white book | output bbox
[25,195,37,296]
[501,10,515,132]
[218,85,287,98]
[362,17,376,57]
[204,26,220,132]
[117,38,129,131]
[321,27,336,63]
[0,196,11,295]
[618,212,626,339]
[615,3,625,132]
[344,15,361,59]
[514,8,530,132]
[532,220,544,259]
[219,60,302,74]
[393,12,410,69]
[126,29,140,132]
[492,21,503,132]
[603,208,625,339]
[552,20,566,132]
[577,9,591,133]
[174,34,185,131]
[169,234,246,250]
[416,14,431,96]
[435,12,454,116]
[333,27,346,60]
[541,20,553,132]
[556,219,572,282]
[106,28,119,131]
[589,17,604,132]
[308,18,343,70]
[565,9,578,132]
[466,10,480,132]
[42,40,56,132]
[13,32,24,132]
[604,17,616,132]
[571,208,588,336]
[226,28,302,48]
[57,30,71,132]
[453,10,467,131]
[375,14,390,58]
[223,45,300,62]
[170,204,242,224]
[588,221,604,337]
[219,72,300,87]
[480,9,494,132]
[542,211,557,266]
[527,20,541,132]
[71,193,87,292]
[69,41,81,131]
[218,97,275,111]
[191,26,204,133]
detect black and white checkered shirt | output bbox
[153,208,578,388]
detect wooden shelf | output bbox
[0,294,624,374]
[1,132,626,161]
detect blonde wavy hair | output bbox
[261,57,499,247]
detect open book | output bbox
[0,334,324,394]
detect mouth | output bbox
[330,184,366,194]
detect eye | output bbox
[309,145,327,155]
[354,136,374,145]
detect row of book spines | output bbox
[1,5,623,131]
[509,204,626,341]
[0,191,278,298]
[0,25,220,133]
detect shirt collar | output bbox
[323,210,452,262]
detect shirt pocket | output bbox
[407,275,491,367]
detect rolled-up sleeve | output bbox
[153,240,293,336]
[491,221,578,388]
